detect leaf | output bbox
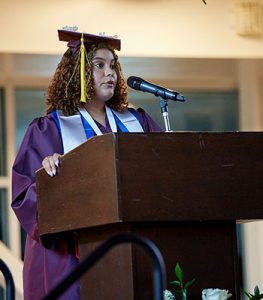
[170,280,181,286]
[244,291,253,299]
[254,286,260,297]
[254,287,259,296]
[175,263,183,283]
[184,278,195,289]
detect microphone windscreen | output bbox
[127,76,143,90]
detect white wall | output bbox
[1,0,263,58]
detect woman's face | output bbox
[92,48,117,104]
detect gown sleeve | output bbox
[133,107,163,132]
[12,115,63,243]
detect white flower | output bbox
[202,288,232,300]
[163,289,175,300]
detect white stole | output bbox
[56,106,144,153]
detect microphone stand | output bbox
[159,97,173,132]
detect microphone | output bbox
[127,76,185,102]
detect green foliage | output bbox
[170,263,195,300]
[244,286,263,300]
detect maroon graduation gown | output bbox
[11,108,162,300]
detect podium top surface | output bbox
[36,132,263,235]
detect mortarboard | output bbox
[58,29,121,103]
[58,29,121,52]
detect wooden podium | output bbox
[36,132,263,300]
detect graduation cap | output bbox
[58,29,121,103]
[58,29,121,52]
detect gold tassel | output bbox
[80,33,86,103]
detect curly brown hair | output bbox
[46,44,128,116]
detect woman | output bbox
[12,29,161,300]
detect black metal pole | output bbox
[0,259,15,300]
[43,233,166,300]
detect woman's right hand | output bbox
[42,153,62,177]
